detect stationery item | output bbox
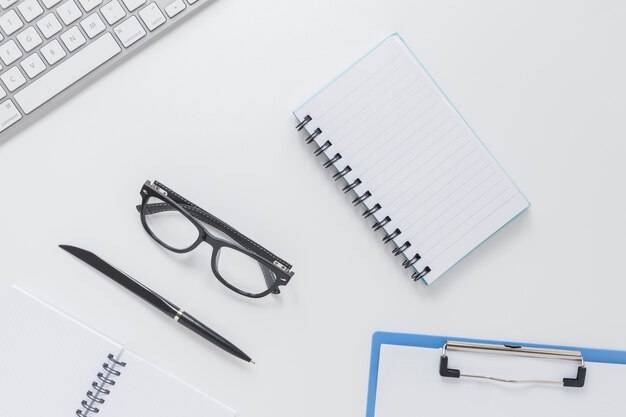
[0,285,236,417]
[293,34,530,285]
[60,244,254,363]
[366,332,626,417]
[136,180,295,298]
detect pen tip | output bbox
[250,360,256,365]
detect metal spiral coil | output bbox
[296,115,431,282]
[323,153,342,168]
[412,266,432,282]
[343,178,361,193]
[393,241,411,256]
[403,253,421,268]
[76,353,127,416]
[382,228,401,244]
[362,203,382,219]
[352,191,371,206]
[305,128,322,144]
[295,114,312,131]
[315,140,332,156]
[372,216,391,231]
[333,165,352,180]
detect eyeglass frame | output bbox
[137,180,294,298]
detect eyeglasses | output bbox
[137,180,294,298]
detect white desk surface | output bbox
[1,1,625,416]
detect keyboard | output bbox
[0,0,210,135]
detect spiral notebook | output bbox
[0,286,236,417]
[293,34,529,285]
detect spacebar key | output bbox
[14,33,122,114]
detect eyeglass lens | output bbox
[144,196,200,251]
[144,196,277,296]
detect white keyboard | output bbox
[0,0,209,135]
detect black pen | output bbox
[59,244,254,364]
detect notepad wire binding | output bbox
[297,115,431,282]
[76,353,127,416]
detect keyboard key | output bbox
[57,0,82,25]
[187,0,197,4]
[36,13,62,38]
[0,40,23,65]
[0,85,5,99]
[0,0,18,8]
[80,13,105,38]
[113,16,145,47]
[15,33,121,114]
[138,2,165,31]
[0,100,22,132]
[164,0,185,17]
[60,26,85,51]
[41,0,61,7]
[17,0,44,22]
[0,10,25,36]
[100,0,125,25]
[20,52,46,78]
[121,0,144,11]
[77,0,101,12]
[40,39,66,65]
[1,66,27,91]
[16,26,43,52]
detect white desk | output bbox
[1,1,625,416]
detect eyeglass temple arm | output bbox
[138,184,292,271]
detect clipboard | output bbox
[366,332,626,417]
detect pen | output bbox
[59,244,254,364]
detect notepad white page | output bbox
[374,344,626,416]
[100,350,236,417]
[0,286,124,417]
[0,286,235,417]
[294,34,529,284]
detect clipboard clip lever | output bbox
[439,341,587,388]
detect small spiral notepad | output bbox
[0,286,235,417]
[294,34,529,285]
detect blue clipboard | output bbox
[366,331,626,417]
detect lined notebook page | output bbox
[294,34,529,284]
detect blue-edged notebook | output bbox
[294,34,529,285]
[367,332,626,417]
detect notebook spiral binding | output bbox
[297,115,431,282]
[76,353,127,416]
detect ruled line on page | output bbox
[389,154,488,228]
[314,52,405,121]
[408,178,505,243]
[373,130,467,189]
[319,61,419,133]
[346,89,440,165]
[398,166,496,230]
[427,194,517,262]
[338,82,433,153]
[379,135,474,205]
[417,188,512,254]
[362,125,462,185]
[392,159,491,226]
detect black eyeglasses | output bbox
[136,180,294,298]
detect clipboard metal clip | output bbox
[439,341,587,388]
